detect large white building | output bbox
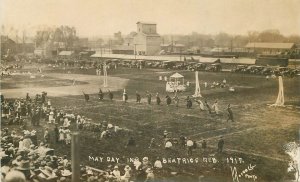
[133,22,161,56]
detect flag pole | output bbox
[72,132,80,182]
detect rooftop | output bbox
[160,43,185,47]
[112,45,134,51]
[137,21,157,25]
[245,42,295,49]
[58,51,74,56]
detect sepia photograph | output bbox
[0,0,300,181]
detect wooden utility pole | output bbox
[72,132,80,182]
[134,44,137,60]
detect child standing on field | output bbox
[65,128,71,145]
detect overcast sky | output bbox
[1,0,299,37]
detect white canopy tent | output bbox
[166,72,186,92]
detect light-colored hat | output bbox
[142,157,149,162]
[107,124,113,129]
[61,169,72,177]
[87,169,93,175]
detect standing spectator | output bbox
[23,132,32,149]
[164,76,168,81]
[156,93,161,105]
[44,128,50,144]
[136,91,141,103]
[204,82,208,89]
[146,91,152,104]
[65,128,71,145]
[186,96,192,109]
[186,139,194,156]
[223,78,227,85]
[108,90,114,100]
[48,110,55,124]
[47,99,51,109]
[98,89,104,101]
[218,137,224,153]
[54,124,59,143]
[59,127,65,143]
[173,94,179,107]
[227,104,234,122]
[123,90,128,103]
[166,95,171,106]
[26,93,30,102]
[83,92,89,102]
[180,135,186,147]
[30,130,38,146]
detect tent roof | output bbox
[170,72,184,78]
[59,51,74,56]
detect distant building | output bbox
[161,43,185,54]
[1,36,17,55]
[34,43,57,58]
[133,22,161,55]
[58,51,75,59]
[124,32,137,46]
[111,45,134,55]
[245,42,296,55]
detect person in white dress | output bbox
[65,128,71,145]
[63,117,70,128]
[59,127,65,143]
[165,140,173,149]
[48,111,54,123]
[121,165,132,182]
[112,166,121,181]
[133,158,142,170]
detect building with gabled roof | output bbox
[245,42,296,55]
[1,36,17,55]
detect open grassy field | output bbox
[2,66,300,181]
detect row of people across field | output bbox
[89,89,235,122]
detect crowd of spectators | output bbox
[0,92,168,182]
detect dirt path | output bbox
[1,73,129,98]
